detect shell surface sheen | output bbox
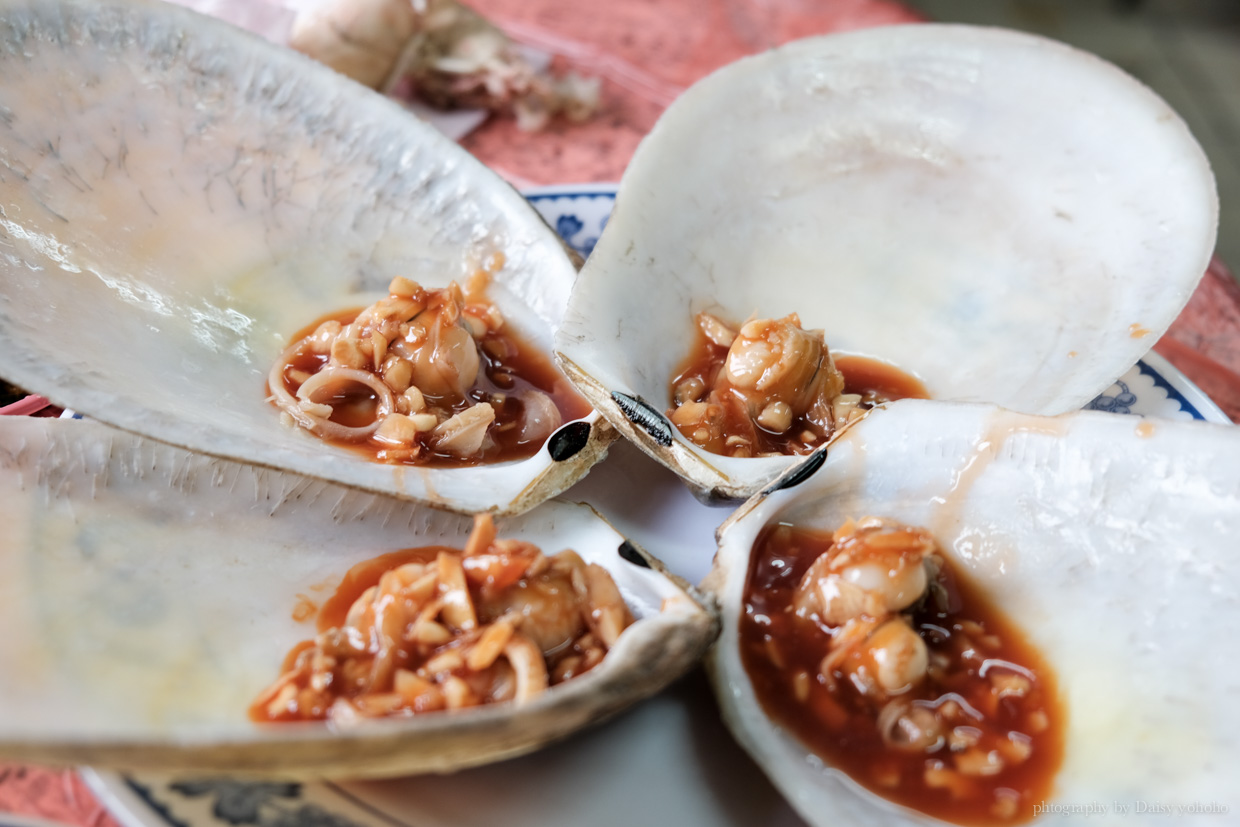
[704,399,1240,826]
[0,416,717,778]
[0,0,607,515]
[555,25,1218,501]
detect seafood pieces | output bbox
[268,276,588,466]
[252,514,636,722]
[668,312,926,459]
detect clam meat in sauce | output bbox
[705,400,1240,826]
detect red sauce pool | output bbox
[251,541,622,723]
[739,523,1064,825]
[835,354,929,403]
[315,546,448,632]
[271,308,591,468]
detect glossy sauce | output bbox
[668,322,928,456]
[273,308,591,468]
[834,354,930,404]
[251,539,628,722]
[740,524,1063,825]
[316,546,447,631]
[261,546,449,709]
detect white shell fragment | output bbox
[704,399,1240,827]
[0,416,717,778]
[555,25,1218,502]
[0,0,608,515]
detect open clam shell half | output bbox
[554,25,1218,502]
[704,399,1240,826]
[0,416,717,778]
[0,0,609,515]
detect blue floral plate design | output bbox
[523,184,617,260]
[80,184,1230,827]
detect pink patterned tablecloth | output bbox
[459,0,923,186]
[2,0,1239,824]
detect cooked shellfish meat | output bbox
[743,517,1062,824]
[253,514,635,722]
[668,312,926,458]
[269,274,589,466]
[289,0,600,132]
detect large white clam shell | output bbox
[704,399,1240,826]
[554,25,1218,502]
[0,0,609,515]
[0,416,717,778]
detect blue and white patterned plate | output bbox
[81,185,1230,827]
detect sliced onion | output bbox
[267,341,319,431]
[503,632,550,704]
[294,366,396,441]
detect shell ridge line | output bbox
[378,498,397,529]
[1010,428,1062,478]
[39,435,87,502]
[304,480,334,513]
[169,452,193,494]
[90,446,102,501]
[281,476,316,510]
[264,473,296,515]
[0,433,27,476]
[51,451,74,503]
[88,433,109,500]
[328,488,352,524]
[347,492,381,524]
[248,462,264,507]
[282,472,311,513]
[266,475,288,518]
[261,468,297,515]
[29,437,52,497]
[210,460,226,491]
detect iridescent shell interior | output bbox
[0,0,608,514]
